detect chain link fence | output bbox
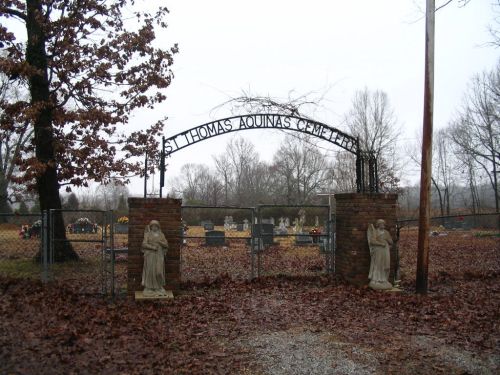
[0,210,129,296]
[0,213,44,279]
[397,213,499,233]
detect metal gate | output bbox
[250,204,335,279]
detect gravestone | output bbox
[224,216,234,231]
[205,230,225,246]
[114,223,128,234]
[253,223,275,246]
[277,217,288,235]
[200,220,214,230]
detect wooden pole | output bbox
[416,0,435,294]
[143,150,148,199]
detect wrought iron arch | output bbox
[158,114,378,195]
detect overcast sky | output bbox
[124,1,499,195]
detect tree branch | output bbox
[0,7,26,21]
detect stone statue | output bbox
[367,219,393,290]
[141,220,169,297]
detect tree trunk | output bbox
[0,177,12,222]
[431,178,444,216]
[26,0,78,262]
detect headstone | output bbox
[114,223,128,234]
[205,230,225,246]
[253,223,275,246]
[203,223,214,231]
[200,220,214,230]
[277,217,287,235]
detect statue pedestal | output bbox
[135,290,174,300]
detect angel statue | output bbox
[367,219,393,290]
[141,220,169,297]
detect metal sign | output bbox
[159,113,379,195]
[163,114,358,157]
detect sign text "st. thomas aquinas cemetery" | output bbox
[163,114,357,156]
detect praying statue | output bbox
[367,219,393,290]
[141,220,169,297]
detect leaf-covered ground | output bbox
[0,229,499,374]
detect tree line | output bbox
[167,63,499,216]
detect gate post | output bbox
[335,193,398,286]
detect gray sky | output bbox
[128,0,498,196]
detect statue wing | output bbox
[367,224,376,252]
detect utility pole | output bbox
[143,149,148,199]
[416,0,435,294]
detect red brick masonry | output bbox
[127,198,182,294]
[335,193,398,286]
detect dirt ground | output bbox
[0,229,498,374]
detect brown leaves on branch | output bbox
[0,0,178,188]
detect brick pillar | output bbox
[127,198,182,294]
[335,193,398,286]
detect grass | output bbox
[0,259,41,279]
[473,231,500,238]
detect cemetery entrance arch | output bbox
[159,114,379,195]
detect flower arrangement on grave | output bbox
[309,227,321,236]
[309,227,322,244]
[117,216,129,224]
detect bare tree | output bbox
[178,163,223,205]
[0,74,32,215]
[408,128,458,216]
[449,63,500,212]
[344,87,402,192]
[272,135,333,204]
[331,151,357,193]
[433,129,456,215]
[95,183,129,211]
[488,0,500,48]
[225,137,260,205]
[213,154,233,205]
